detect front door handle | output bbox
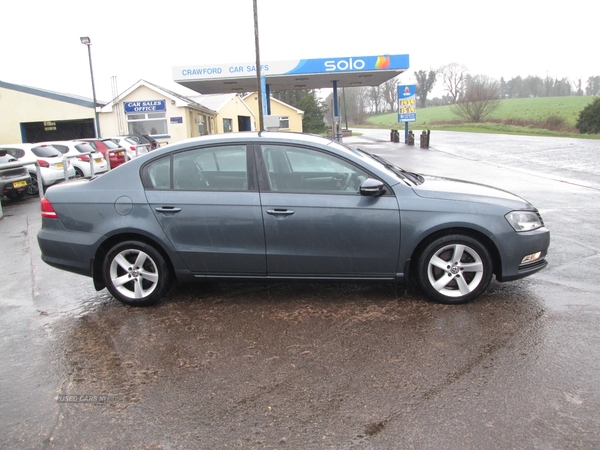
[155,206,182,214]
[266,209,295,216]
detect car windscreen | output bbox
[102,139,120,149]
[74,143,96,153]
[31,145,61,157]
[2,148,26,159]
[327,141,423,186]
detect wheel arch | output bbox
[408,227,502,282]
[92,232,176,291]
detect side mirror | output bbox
[359,178,386,196]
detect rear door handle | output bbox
[266,209,295,216]
[155,206,182,214]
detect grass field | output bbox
[364,96,599,138]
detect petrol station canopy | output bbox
[173,54,409,94]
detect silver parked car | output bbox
[0,149,31,200]
[37,132,550,306]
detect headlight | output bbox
[505,211,544,232]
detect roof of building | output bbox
[0,80,98,108]
[100,79,217,115]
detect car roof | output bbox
[171,131,335,148]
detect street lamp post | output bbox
[80,36,100,138]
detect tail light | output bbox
[41,198,58,219]
[37,159,50,168]
[77,155,90,162]
[129,146,136,151]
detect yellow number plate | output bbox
[13,180,28,188]
[94,158,102,163]
[55,163,64,169]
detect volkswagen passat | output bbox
[37,132,550,306]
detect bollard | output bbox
[420,130,431,149]
[390,129,396,142]
[407,131,415,146]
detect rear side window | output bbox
[143,156,171,189]
[1,148,26,159]
[173,145,247,191]
[142,145,249,191]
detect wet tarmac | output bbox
[1,130,599,449]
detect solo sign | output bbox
[124,100,166,114]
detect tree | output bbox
[440,63,468,103]
[272,89,314,109]
[368,86,382,114]
[576,97,600,134]
[452,75,501,122]
[381,77,399,112]
[585,76,600,96]
[298,93,326,134]
[414,70,437,107]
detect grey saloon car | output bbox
[37,132,549,306]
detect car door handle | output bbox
[266,209,295,216]
[155,206,182,214]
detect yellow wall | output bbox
[0,87,94,144]
[243,94,303,132]
[215,96,255,133]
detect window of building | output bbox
[279,116,290,129]
[223,118,233,133]
[127,112,167,136]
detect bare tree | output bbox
[369,86,382,114]
[452,75,501,122]
[440,63,468,103]
[381,77,399,112]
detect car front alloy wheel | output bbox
[416,234,493,304]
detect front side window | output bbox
[261,145,368,194]
[127,112,167,136]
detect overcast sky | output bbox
[1,0,597,102]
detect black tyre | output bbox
[27,174,39,195]
[102,240,172,306]
[74,167,84,178]
[416,234,493,304]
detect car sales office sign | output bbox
[398,85,416,122]
[124,100,166,114]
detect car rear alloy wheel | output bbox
[416,234,493,304]
[103,241,171,306]
[74,167,84,178]
[27,174,39,195]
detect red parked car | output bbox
[79,139,127,169]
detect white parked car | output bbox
[40,140,107,178]
[0,143,75,195]
[106,136,150,161]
